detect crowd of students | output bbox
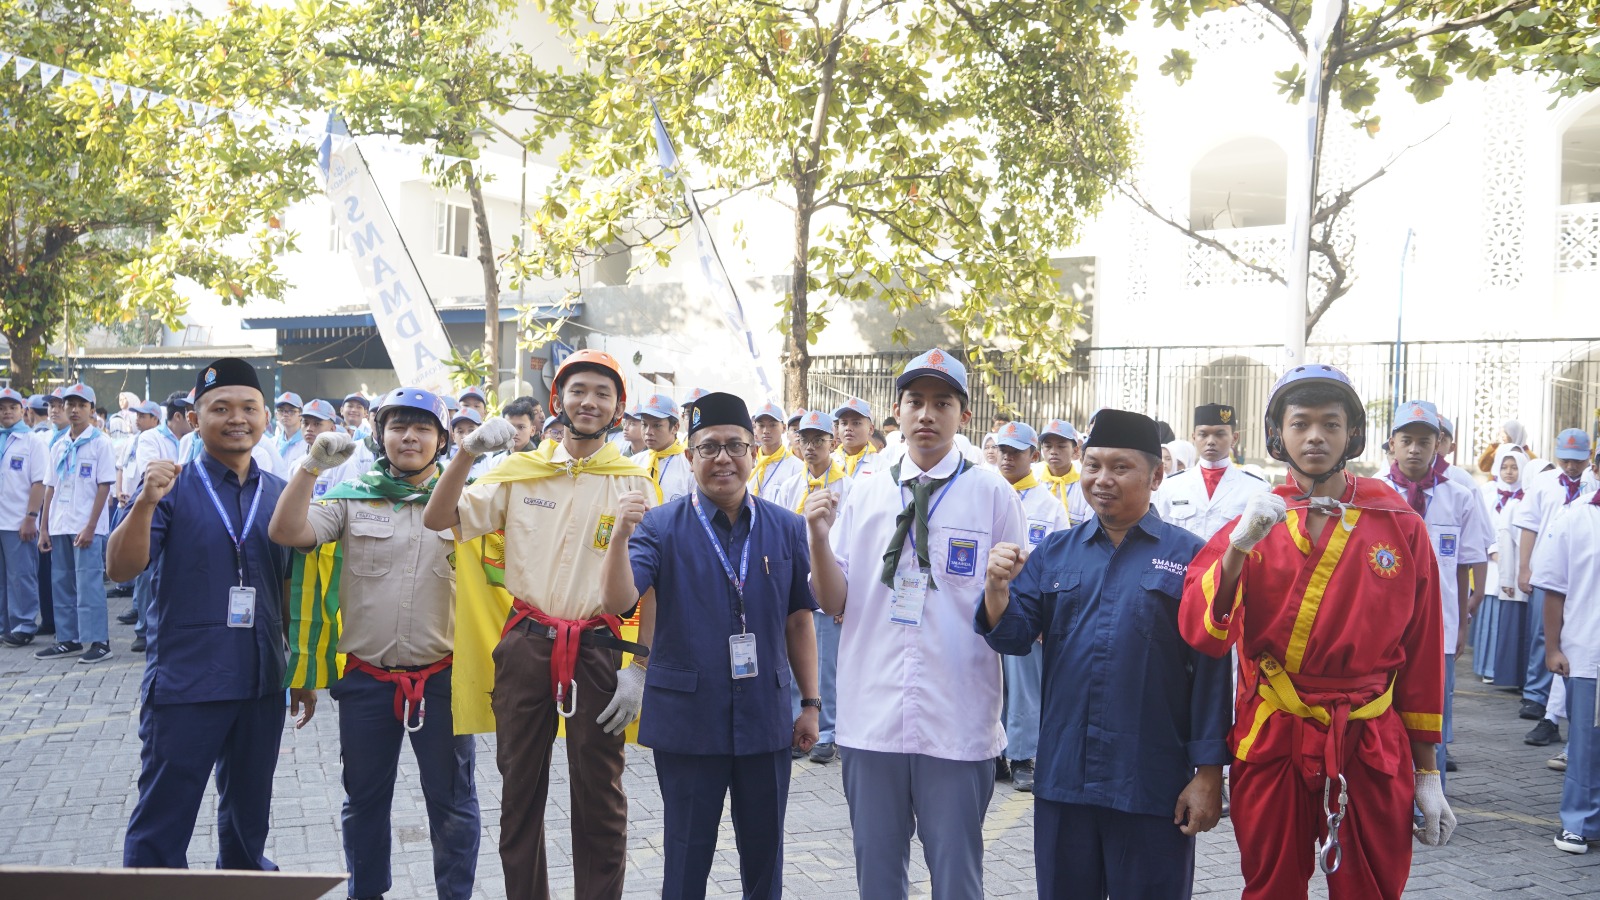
[0,349,1597,900]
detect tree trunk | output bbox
[4,330,39,394]
[786,205,812,411]
[466,171,500,390]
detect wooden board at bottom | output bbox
[0,866,348,899]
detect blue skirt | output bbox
[1471,594,1501,680]
[1491,597,1532,689]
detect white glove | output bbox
[1228,492,1287,553]
[461,416,517,457]
[597,663,646,735]
[303,430,356,473]
[1413,770,1456,846]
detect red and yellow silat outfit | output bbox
[1180,477,1444,900]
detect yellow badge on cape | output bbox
[1368,542,1402,578]
[593,514,616,551]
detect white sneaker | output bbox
[1555,830,1589,854]
[1549,750,1568,771]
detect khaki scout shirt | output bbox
[307,498,456,667]
[456,444,657,621]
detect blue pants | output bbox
[331,665,479,900]
[1439,654,1456,792]
[1003,643,1043,761]
[1526,588,1554,705]
[841,748,994,900]
[1562,676,1600,839]
[124,694,285,868]
[815,610,840,743]
[1035,798,1195,900]
[36,545,52,633]
[50,534,107,644]
[0,530,40,635]
[132,567,156,638]
[654,748,790,900]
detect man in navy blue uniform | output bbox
[107,357,297,869]
[600,391,820,900]
[978,408,1233,899]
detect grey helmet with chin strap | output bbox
[373,387,451,476]
[1264,364,1366,497]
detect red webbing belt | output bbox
[503,598,623,714]
[344,654,453,732]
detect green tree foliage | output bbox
[517,0,1138,407]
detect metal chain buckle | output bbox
[1316,773,1349,874]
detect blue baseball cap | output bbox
[1041,419,1081,443]
[443,395,459,413]
[623,402,642,420]
[25,394,48,412]
[342,392,370,409]
[994,421,1039,451]
[131,400,162,417]
[543,415,561,431]
[751,401,785,422]
[1555,428,1593,461]
[639,393,680,420]
[1391,400,1440,435]
[301,399,338,421]
[458,386,487,404]
[63,383,96,405]
[683,387,710,405]
[1438,415,1455,437]
[895,348,968,396]
[797,410,835,435]
[274,391,304,410]
[832,397,872,421]
[787,408,806,426]
[451,407,483,427]
[0,388,24,406]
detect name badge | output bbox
[78,463,93,478]
[729,632,758,679]
[228,586,256,628]
[1440,534,1457,558]
[8,457,21,470]
[1028,522,1048,546]
[1171,499,1191,507]
[946,537,978,576]
[890,572,928,627]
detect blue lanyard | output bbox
[900,459,967,551]
[195,458,265,586]
[691,491,755,633]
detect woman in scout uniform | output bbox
[270,387,480,900]
[424,350,656,900]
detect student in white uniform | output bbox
[1035,420,1091,526]
[1375,401,1492,784]
[632,393,691,502]
[748,402,802,500]
[0,389,47,646]
[35,383,118,664]
[805,348,1026,900]
[1153,404,1270,540]
[1478,447,1531,689]
[273,392,307,467]
[991,421,1070,792]
[1437,416,1480,488]
[831,397,881,479]
[609,402,646,455]
[1515,429,1599,747]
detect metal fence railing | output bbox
[801,339,1600,475]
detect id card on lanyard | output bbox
[892,460,965,627]
[196,461,265,628]
[691,491,759,678]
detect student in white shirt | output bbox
[0,389,47,646]
[1532,487,1600,854]
[1478,447,1532,689]
[1515,428,1599,745]
[1034,420,1091,527]
[631,393,691,502]
[1153,404,1270,541]
[116,400,161,507]
[991,421,1070,792]
[831,397,881,479]
[273,392,307,466]
[609,402,646,456]
[748,402,801,500]
[126,393,192,653]
[805,348,1026,900]
[1376,401,1492,785]
[35,383,118,664]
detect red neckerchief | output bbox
[1200,464,1225,498]
[1388,461,1442,516]
[1430,455,1450,478]
[1496,487,1523,511]
[1560,474,1582,505]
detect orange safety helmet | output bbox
[549,349,629,430]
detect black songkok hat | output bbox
[1195,403,1237,428]
[195,357,264,403]
[1082,408,1162,457]
[688,391,755,437]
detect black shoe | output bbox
[1445,758,1458,773]
[116,610,138,625]
[77,642,113,664]
[1525,719,1561,746]
[1520,699,1547,720]
[808,741,837,764]
[0,631,35,647]
[995,756,1011,782]
[33,641,83,660]
[107,585,133,598]
[791,746,805,760]
[130,636,147,653]
[1012,759,1035,792]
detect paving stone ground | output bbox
[0,620,1596,898]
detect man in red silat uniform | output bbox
[1178,364,1456,900]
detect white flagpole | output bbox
[1285,0,1344,365]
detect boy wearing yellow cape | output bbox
[424,350,656,900]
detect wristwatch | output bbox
[800,698,822,709]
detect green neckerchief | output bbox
[320,461,438,511]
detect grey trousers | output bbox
[840,747,994,900]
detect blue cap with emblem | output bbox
[0,388,24,406]
[342,392,370,409]
[301,399,338,421]
[25,394,47,412]
[274,391,304,410]
[895,347,968,396]
[131,400,161,417]
[1040,419,1081,444]
[994,421,1039,450]
[797,410,835,435]
[751,401,785,422]
[458,386,487,404]
[639,393,680,420]
[63,383,97,405]
[1555,428,1593,461]
[786,408,806,426]
[1390,400,1440,435]
[451,407,483,427]
[832,397,872,421]
[1438,415,1455,438]
[623,402,642,420]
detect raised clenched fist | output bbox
[614,491,648,536]
[987,542,1025,587]
[140,460,182,506]
[804,489,839,535]
[305,430,356,472]
[1229,492,1287,553]
[461,416,517,457]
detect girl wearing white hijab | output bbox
[1161,439,1197,476]
[1476,419,1534,473]
[1473,446,1531,687]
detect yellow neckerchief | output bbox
[795,462,847,513]
[1010,472,1041,493]
[838,443,878,476]
[475,440,648,486]
[1040,465,1079,510]
[751,444,792,496]
[647,439,687,486]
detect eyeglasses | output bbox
[798,436,831,448]
[694,441,752,459]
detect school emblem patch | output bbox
[1368,542,1402,578]
[593,514,616,551]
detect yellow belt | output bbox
[1255,653,1394,726]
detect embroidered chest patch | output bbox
[1368,542,1402,578]
[8,457,21,470]
[593,514,615,551]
